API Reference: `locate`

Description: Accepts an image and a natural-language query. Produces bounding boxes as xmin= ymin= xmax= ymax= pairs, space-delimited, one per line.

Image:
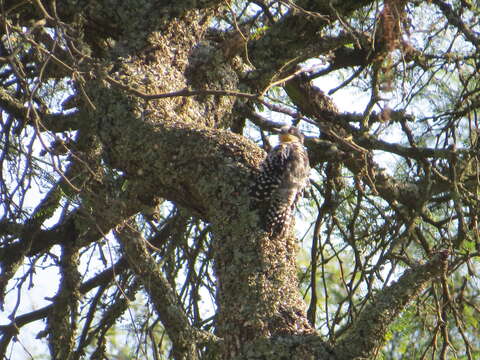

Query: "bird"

xmin=251 ymin=126 xmax=310 ymax=236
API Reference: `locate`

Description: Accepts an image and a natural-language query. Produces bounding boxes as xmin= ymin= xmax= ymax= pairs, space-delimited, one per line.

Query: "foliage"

xmin=0 ymin=0 xmax=479 ymax=359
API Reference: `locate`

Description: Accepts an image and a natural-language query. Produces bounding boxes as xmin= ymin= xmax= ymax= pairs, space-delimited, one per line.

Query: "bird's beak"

xmin=279 ymin=133 xmax=298 ymax=143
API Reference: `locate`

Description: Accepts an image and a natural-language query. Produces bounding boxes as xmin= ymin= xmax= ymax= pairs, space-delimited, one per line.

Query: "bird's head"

xmin=279 ymin=126 xmax=304 ymax=144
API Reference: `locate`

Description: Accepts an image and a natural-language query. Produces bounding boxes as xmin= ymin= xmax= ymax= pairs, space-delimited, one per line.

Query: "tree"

xmin=0 ymin=0 xmax=479 ymax=359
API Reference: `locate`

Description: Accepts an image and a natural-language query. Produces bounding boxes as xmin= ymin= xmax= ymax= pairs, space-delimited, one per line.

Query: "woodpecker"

xmin=251 ymin=126 xmax=310 ymax=236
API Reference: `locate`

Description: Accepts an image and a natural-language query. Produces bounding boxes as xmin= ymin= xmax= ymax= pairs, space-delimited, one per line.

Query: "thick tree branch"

xmin=0 ymin=176 xmax=147 ymax=300
xmin=282 ymin=74 xmax=466 ymax=210
xmin=0 ymin=256 xmax=130 ymax=355
xmin=115 ymin=224 xmax=217 ymax=360
xmin=91 ymin=75 xmax=317 ymax=353
xmin=0 ymin=211 xmax=194 ymax=358
xmin=334 ymin=251 xmax=449 ymax=359
xmin=431 ymin=0 xmax=480 ymax=50
xmin=246 ymin=0 xmax=374 ymax=86
xmin=39 ymin=112 xmax=82 ymax=132
xmin=0 ymin=88 xmax=26 ymax=121
xmin=47 ymin=241 xmax=80 ymax=359
xmin=3 ymin=0 xmax=225 ymax=41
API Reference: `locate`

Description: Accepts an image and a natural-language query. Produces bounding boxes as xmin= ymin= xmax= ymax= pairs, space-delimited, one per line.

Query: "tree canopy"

xmin=0 ymin=0 xmax=479 ymax=359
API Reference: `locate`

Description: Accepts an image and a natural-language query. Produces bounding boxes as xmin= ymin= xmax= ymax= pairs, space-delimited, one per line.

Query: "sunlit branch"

xmin=335 ymin=251 xmax=449 ymax=359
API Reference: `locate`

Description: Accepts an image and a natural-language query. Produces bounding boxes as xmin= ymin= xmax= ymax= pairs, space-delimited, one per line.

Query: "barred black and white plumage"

xmin=251 ymin=126 xmax=310 ymax=235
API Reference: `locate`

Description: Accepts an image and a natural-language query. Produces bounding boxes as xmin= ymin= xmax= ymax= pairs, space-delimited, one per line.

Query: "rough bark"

xmin=0 ymin=0 xmax=465 ymax=359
